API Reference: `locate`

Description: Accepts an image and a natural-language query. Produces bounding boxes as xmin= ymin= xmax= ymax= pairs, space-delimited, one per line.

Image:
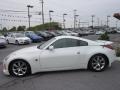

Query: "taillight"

xmin=102 ymin=44 xmax=114 ymax=50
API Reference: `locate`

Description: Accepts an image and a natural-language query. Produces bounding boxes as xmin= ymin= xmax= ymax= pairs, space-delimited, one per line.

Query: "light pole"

xmin=63 ymin=13 xmax=67 ymax=30
xmin=75 ymin=15 xmax=79 ymax=29
xmin=27 ymin=5 xmax=33 ymax=30
xmin=40 ymin=0 xmax=44 ymax=25
xmin=78 ymin=19 xmax=80 ymax=28
xmin=107 ymin=15 xmax=110 ymax=28
xmin=49 ymin=10 xmax=54 ymax=30
xmin=74 ymin=9 xmax=77 ymax=30
xmin=97 ymin=18 xmax=100 ymax=27
xmin=0 ymin=24 xmax=2 ymax=30
xmin=91 ymin=15 xmax=95 ymax=29
xmin=91 ymin=15 xmax=95 ymax=28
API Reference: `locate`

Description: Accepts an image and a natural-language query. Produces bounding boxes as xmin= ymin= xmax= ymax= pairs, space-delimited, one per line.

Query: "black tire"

xmin=7 ymin=40 xmax=9 ymax=44
xmin=9 ymin=60 xmax=31 ymax=77
xmin=15 ymin=40 xmax=19 ymax=45
xmin=88 ymin=54 xmax=108 ymax=72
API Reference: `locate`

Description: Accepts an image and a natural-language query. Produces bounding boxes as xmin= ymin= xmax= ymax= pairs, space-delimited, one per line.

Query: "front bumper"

xmin=3 ymin=62 xmax=10 ymax=75
xmin=19 ymin=40 xmax=31 ymax=44
xmin=0 ymin=43 xmax=7 ymax=47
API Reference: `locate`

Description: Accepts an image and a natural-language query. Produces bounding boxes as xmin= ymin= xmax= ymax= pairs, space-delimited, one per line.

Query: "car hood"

xmin=0 ymin=38 xmax=6 ymax=43
xmin=16 ymin=37 xmax=30 ymax=40
xmin=12 ymin=46 xmax=41 ymax=55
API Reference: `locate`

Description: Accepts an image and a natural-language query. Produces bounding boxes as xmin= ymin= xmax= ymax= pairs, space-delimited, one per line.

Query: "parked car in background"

xmin=3 ymin=36 xmax=116 ymax=77
xmin=45 ymin=31 xmax=55 ymax=38
xmin=54 ymin=30 xmax=63 ymax=36
xmin=25 ymin=31 xmax=43 ymax=42
xmin=6 ymin=33 xmax=31 ymax=45
xmin=35 ymin=31 xmax=50 ymax=41
xmin=66 ymin=30 xmax=78 ymax=36
xmin=117 ymin=29 xmax=120 ymax=34
xmin=0 ymin=38 xmax=7 ymax=48
xmin=0 ymin=33 xmax=5 ymax=39
xmin=95 ymin=31 xmax=105 ymax=35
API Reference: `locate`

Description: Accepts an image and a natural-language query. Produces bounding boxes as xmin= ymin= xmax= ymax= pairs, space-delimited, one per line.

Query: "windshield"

xmin=38 ymin=38 xmax=56 ymax=49
xmin=15 ymin=33 xmax=25 ymax=37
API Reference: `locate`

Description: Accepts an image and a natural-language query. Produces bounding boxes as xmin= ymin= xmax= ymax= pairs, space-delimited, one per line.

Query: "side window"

xmin=51 ymin=39 xmax=66 ymax=49
xmin=51 ymin=38 xmax=88 ymax=49
xmin=79 ymin=40 xmax=88 ymax=46
xmin=65 ymin=39 xmax=88 ymax=47
xmin=65 ymin=38 xmax=80 ymax=47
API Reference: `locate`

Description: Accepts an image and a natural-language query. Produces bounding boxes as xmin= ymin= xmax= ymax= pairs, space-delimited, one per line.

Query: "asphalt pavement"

xmin=0 ymin=34 xmax=120 ymax=90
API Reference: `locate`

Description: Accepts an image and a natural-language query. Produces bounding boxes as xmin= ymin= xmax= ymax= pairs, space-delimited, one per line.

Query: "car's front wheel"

xmin=6 ymin=40 xmax=9 ymax=44
xmin=15 ymin=40 xmax=19 ymax=45
xmin=88 ymin=54 xmax=108 ymax=72
xmin=9 ymin=60 xmax=31 ymax=77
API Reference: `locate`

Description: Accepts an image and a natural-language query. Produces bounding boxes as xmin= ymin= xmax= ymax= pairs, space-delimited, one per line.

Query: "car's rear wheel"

xmin=88 ymin=54 xmax=108 ymax=72
xmin=9 ymin=60 xmax=31 ymax=77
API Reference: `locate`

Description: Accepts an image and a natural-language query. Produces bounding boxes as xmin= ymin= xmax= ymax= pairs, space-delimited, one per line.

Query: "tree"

xmin=9 ymin=26 xmax=17 ymax=31
xmin=17 ymin=26 xmax=26 ymax=31
xmin=98 ymin=32 xmax=110 ymax=41
xmin=30 ymin=22 xmax=62 ymax=31
xmin=2 ymin=27 xmax=7 ymax=32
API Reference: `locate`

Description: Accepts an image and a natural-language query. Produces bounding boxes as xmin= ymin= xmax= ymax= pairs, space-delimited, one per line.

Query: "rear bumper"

xmin=106 ymin=50 xmax=117 ymax=67
xmin=3 ymin=62 xmax=10 ymax=75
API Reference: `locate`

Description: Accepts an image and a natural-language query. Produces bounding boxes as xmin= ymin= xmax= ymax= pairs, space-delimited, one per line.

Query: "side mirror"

xmin=48 ymin=45 xmax=54 ymax=51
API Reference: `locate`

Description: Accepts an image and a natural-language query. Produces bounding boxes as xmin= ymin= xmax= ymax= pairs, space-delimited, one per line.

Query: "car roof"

xmin=54 ymin=36 xmax=97 ymax=45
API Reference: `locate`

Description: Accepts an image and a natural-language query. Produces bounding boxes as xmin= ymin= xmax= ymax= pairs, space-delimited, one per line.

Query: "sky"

xmin=0 ymin=0 xmax=120 ymax=29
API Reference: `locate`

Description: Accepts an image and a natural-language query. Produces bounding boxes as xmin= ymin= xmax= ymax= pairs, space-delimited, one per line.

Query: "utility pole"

xmin=91 ymin=15 xmax=95 ymax=29
xmin=78 ymin=19 xmax=81 ymax=29
xmin=49 ymin=10 xmax=54 ymax=30
xmin=74 ymin=9 xmax=77 ymax=30
xmin=101 ymin=20 xmax=103 ymax=27
xmin=107 ymin=15 xmax=110 ymax=28
xmin=0 ymin=24 xmax=2 ymax=30
xmin=97 ymin=18 xmax=100 ymax=27
xmin=40 ymin=0 xmax=44 ymax=25
xmin=27 ymin=5 xmax=33 ymax=31
xmin=63 ymin=13 xmax=67 ymax=30
xmin=75 ymin=15 xmax=79 ymax=29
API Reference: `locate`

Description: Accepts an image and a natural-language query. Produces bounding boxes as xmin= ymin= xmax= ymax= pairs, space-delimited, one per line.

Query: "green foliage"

xmin=17 ymin=26 xmax=26 ymax=31
xmin=30 ymin=22 xmax=62 ymax=31
xmin=98 ymin=32 xmax=110 ymax=41
xmin=116 ymin=47 xmax=120 ymax=57
xmin=2 ymin=27 xmax=7 ymax=32
xmin=9 ymin=26 xmax=26 ymax=31
xmin=9 ymin=26 xmax=17 ymax=31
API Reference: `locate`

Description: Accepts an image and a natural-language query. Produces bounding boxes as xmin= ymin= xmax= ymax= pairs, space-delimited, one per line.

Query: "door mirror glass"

xmin=48 ymin=45 xmax=54 ymax=51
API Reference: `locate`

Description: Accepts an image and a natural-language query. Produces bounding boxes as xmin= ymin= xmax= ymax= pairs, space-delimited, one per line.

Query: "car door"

xmin=40 ymin=38 xmax=88 ymax=70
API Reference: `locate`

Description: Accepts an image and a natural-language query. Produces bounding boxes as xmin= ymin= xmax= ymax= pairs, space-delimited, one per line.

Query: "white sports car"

xmin=6 ymin=33 xmax=31 ymax=45
xmin=3 ymin=36 xmax=116 ymax=77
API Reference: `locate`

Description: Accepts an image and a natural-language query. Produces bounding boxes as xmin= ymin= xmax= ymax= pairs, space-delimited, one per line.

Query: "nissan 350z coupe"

xmin=3 ymin=36 xmax=116 ymax=77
